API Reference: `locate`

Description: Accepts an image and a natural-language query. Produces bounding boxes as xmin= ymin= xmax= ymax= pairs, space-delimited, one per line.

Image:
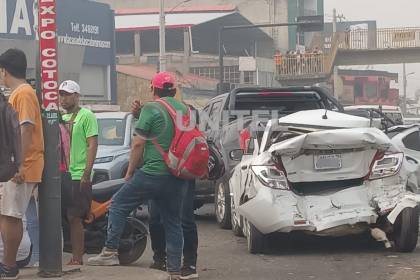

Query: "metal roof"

xmin=115 ymin=5 xmax=236 ymax=15
xmin=116 ymin=11 xmax=235 ymax=32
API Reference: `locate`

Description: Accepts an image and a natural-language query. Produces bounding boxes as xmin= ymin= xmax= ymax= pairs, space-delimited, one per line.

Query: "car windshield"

xmin=97 ymin=118 xmax=126 ymax=146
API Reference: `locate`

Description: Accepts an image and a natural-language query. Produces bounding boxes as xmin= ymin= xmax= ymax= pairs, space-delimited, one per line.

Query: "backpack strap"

xmin=151 ymin=98 xmax=190 ymax=161
xmin=151 ymin=138 xmax=167 ymax=156
xmin=155 ymin=99 xmax=176 ymax=119
xmin=155 ymin=98 xmax=191 ymax=121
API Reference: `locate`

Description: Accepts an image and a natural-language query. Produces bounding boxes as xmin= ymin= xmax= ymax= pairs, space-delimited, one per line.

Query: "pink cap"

xmin=151 ymin=72 xmax=176 ymax=89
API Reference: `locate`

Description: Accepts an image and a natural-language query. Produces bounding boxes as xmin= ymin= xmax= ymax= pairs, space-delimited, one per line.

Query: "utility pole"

xmin=159 ymin=0 xmax=166 ymax=72
xmin=403 ymin=63 xmax=407 ymax=115
xmin=332 ymin=8 xmax=339 ymax=98
xmin=37 ymin=0 xmax=62 ymax=276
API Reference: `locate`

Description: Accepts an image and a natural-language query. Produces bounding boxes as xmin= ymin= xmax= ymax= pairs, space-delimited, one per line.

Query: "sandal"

xmin=67 ymin=258 xmax=83 ymax=265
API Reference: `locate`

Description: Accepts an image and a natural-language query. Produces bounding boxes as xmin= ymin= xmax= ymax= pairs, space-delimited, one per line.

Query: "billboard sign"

xmin=38 ymin=0 xmax=59 ymax=112
xmin=1 ymin=0 xmax=114 ymax=64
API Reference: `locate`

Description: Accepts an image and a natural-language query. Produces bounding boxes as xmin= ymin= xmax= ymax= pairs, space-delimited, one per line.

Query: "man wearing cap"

xmin=59 ymin=80 xmax=98 ymax=265
xmin=88 ymin=72 xmax=188 ymax=280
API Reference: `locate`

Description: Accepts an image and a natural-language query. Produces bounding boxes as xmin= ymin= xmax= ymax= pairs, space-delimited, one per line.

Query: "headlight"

xmin=369 ymin=152 xmax=403 ymax=180
xmin=94 ymin=156 xmax=114 ymax=164
xmin=251 ymin=165 xmax=289 ymax=190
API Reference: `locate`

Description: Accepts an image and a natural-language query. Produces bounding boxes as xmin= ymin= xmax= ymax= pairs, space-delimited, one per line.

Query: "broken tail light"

xmin=251 ymin=165 xmax=289 ymax=190
xmin=239 ymin=128 xmax=251 ymax=151
xmin=368 ymin=152 xmax=404 ymax=180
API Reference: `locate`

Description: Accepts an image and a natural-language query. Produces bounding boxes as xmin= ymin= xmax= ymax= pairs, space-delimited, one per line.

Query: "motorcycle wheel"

xmin=118 ymin=217 xmax=148 ymax=265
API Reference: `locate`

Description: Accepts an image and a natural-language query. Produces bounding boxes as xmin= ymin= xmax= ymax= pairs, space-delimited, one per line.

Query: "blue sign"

xmin=0 ymin=0 xmax=114 ymax=65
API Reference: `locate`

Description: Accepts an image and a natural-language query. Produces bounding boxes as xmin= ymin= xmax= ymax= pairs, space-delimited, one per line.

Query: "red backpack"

xmin=152 ymin=99 xmax=209 ymax=180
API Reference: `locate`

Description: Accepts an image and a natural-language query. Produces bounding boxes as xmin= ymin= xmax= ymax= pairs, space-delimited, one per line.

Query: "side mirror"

xmin=229 ymin=149 xmax=244 ymax=161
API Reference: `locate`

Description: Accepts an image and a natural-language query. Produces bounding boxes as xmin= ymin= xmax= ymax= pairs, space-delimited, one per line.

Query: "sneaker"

xmin=180 ymin=265 xmax=199 ymax=280
xmin=0 ymin=263 xmax=19 ymax=280
xmin=150 ymin=261 xmax=166 ymax=271
xmin=87 ymin=248 xmax=119 ymax=266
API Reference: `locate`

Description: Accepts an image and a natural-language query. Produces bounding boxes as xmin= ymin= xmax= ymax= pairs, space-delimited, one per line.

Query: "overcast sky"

xmin=324 ymin=0 xmax=420 ymax=97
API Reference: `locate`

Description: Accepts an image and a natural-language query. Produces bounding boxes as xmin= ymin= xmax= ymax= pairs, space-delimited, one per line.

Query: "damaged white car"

xmin=229 ymin=110 xmax=420 ymax=254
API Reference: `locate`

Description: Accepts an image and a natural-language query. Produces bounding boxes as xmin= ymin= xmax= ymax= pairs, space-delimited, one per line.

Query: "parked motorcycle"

xmin=63 ymin=179 xmax=148 ymax=265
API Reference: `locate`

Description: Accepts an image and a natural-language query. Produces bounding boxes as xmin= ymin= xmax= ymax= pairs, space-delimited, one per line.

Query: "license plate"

xmin=314 ymin=154 xmax=342 ymax=170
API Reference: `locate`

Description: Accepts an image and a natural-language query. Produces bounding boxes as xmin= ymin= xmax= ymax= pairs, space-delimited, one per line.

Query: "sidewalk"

xmin=19 ymin=266 xmax=168 ymax=280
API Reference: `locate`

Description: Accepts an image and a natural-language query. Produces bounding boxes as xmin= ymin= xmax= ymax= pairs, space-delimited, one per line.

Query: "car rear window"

xmin=234 ymin=91 xmax=323 ymax=113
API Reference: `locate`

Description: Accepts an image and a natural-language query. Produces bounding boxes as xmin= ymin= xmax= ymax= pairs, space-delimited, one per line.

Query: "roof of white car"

xmin=278 ymin=109 xmax=371 ymax=128
xmin=95 ymin=112 xmax=132 ymax=119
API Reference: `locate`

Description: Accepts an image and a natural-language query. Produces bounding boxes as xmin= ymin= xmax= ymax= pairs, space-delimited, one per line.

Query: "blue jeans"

xmin=25 ymin=196 xmax=39 ymax=265
xmin=149 ymin=180 xmax=198 ymax=267
xmin=105 ymin=169 xmax=187 ymax=273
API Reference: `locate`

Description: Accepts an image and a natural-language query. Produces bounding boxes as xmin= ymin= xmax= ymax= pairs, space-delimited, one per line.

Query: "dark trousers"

xmin=149 ymin=180 xmax=198 ymax=267
xmin=105 ymin=169 xmax=187 ymax=273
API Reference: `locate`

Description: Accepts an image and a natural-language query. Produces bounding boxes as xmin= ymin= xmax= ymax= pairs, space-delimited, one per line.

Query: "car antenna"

xmin=322 ymin=109 xmax=328 ymax=119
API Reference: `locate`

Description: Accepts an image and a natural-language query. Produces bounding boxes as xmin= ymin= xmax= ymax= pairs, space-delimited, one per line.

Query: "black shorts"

xmin=61 ymin=172 xmax=92 ymax=219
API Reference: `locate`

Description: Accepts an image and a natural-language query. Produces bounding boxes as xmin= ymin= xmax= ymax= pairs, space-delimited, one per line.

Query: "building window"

xmin=364 ymin=82 xmax=377 ymax=99
xmin=224 ymin=66 xmax=240 ymax=84
xmin=190 ymin=66 xmax=240 ymax=84
xmin=190 ymin=67 xmax=219 ymax=80
xmin=116 ymin=32 xmax=135 ymax=55
xmin=244 ymin=71 xmax=255 ymax=84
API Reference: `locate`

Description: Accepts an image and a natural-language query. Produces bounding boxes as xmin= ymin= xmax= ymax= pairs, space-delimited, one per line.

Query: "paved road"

xmin=21 ymin=204 xmax=420 ymax=280
xmin=165 ymin=204 xmax=420 ymax=280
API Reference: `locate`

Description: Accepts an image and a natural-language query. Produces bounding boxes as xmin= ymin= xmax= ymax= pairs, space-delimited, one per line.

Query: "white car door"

xmin=230 ymin=137 xmax=259 ymax=208
xmin=392 ymin=127 xmax=420 ymax=192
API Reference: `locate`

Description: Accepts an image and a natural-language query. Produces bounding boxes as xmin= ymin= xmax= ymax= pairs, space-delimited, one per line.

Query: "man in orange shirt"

xmin=0 ymin=48 xmax=44 ymax=279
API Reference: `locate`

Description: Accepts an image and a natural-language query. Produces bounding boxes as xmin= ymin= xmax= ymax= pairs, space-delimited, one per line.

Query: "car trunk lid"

xmin=269 ymin=128 xmax=391 ymax=184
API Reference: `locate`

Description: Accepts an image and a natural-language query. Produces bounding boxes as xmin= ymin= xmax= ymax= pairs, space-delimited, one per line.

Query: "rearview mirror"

xmin=229 ymin=149 xmax=244 ymax=161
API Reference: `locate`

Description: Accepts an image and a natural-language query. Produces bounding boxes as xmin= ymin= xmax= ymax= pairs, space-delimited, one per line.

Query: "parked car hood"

xmin=96 ymin=145 xmax=130 ymax=158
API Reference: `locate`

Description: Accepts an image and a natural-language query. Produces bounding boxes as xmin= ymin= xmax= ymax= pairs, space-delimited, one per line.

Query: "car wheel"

xmin=231 ymin=197 xmax=244 ymax=237
xmin=245 ymin=220 xmax=266 ymax=254
xmin=215 ymin=179 xmax=232 ymax=229
xmin=393 ymin=206 xmax=419 ymax=252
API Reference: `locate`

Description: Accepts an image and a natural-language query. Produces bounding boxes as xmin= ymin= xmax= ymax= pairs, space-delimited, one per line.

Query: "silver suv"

xmin=92 ymin=112 xmax=136 ymax=184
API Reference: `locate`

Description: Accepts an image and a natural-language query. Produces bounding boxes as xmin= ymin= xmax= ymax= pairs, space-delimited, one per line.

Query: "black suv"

xmin=194 ymin=86 xmax=343 ymax=228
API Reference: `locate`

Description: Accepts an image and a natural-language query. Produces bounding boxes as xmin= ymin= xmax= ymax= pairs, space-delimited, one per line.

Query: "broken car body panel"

xmin=231 ymin=110 xmax=420 ymax=237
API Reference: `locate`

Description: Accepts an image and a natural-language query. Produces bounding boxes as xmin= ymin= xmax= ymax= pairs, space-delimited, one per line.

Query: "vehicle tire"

xmin=231 ymin=197 xmax=244 ymax=237
xmin=118 ymin=217 xmax=148 ymax=265
xmin=245 ymin=220 xmax=266 ymax=254
xmin=393 ymin=206 xmax=419 ymax=253
xmin=215 ymin=179 xmax=232 ymax=229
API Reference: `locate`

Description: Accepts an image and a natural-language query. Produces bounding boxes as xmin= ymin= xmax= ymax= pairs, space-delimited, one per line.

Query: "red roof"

xmin=116 ymin=64 xmax=217 ymax=86
xmin=115 ymin=5 xmax=236 ymax=16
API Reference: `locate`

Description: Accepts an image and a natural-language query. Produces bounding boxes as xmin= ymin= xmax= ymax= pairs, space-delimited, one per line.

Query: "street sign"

xmin=239 ymin=57 xmax=257 ymax=72
xmin=296 ymin=15 xmax=324 ymax=32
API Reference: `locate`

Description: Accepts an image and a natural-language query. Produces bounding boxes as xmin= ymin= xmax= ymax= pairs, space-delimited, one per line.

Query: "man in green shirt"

xmin=59 ymin=80 xmax=98 ymax=265
xmin=88 ymin=72 xmax=188 ymax=280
